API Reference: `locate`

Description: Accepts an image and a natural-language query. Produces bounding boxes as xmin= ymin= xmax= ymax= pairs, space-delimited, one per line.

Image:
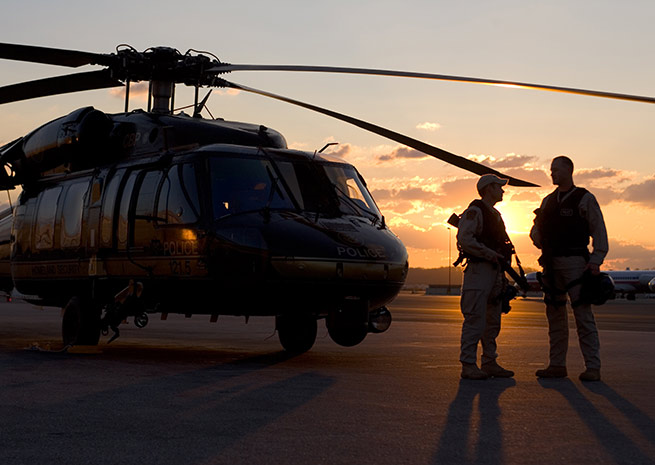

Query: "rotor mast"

xmin=144 ymin=47 xmax=181 ymax=114
xmin=151 ymin=80 xmax=174 ymax=113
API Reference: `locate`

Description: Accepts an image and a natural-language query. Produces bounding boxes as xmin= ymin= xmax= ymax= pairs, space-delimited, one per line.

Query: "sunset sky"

xmin=1 ymin=0 xmax=654 ymax=270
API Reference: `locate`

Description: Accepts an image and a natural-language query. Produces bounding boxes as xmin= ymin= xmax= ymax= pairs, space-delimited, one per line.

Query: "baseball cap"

xmin=477 ymin=174 xmax=508 ymax=192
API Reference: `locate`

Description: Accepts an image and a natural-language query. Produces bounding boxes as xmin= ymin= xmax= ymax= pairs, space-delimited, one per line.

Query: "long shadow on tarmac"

xmin=1 ymin=350 xmax=334 ymax=465
xmin=432 ymin=378 xmax=516 ymax=464
xmin=539 ymin=379 xmax=654 ymax=465
xmin=583 ymin=381 xmax=655 ymax=448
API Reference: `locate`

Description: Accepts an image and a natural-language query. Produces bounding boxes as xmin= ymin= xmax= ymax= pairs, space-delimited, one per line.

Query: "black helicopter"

xmin=0 ymin=43 xmax=651 ymax=352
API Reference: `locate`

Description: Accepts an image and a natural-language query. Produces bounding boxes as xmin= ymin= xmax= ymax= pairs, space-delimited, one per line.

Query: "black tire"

xmin=327 ymin=308 xmax=368 ymax=347
xmin=134 ymin=312 xmax=149 ymax=328
xmin=62 ymin=297 xmax=101 ymax=346
xmin=277 ymin=314 xmax=317 ymax=354
xmin=327 ymin=324 xmax=367 ymax=347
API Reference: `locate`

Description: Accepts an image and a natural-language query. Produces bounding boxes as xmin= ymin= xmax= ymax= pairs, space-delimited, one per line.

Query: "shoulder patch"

xmin=465 ymin=210 xmax=477 ymax=220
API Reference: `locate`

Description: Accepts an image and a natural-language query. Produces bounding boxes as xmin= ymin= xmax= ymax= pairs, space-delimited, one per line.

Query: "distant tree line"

xmin=406 ymin=265 xmax=537 ymax=287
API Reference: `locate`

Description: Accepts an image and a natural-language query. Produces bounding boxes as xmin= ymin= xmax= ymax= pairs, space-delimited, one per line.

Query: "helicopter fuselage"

xmin=0 ymin=108 xmax=408 ymax=349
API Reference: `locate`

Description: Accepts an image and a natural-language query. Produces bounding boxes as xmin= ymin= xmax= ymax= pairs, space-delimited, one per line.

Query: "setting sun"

xmin=496 ymin=199 xmax=537 ymax=236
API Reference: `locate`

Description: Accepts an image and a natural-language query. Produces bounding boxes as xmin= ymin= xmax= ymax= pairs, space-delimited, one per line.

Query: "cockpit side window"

xmin=324 ymin=164 xmax=382 ymax=219
xmin=272 ymin=161 xmax=335 ymax=215
xmin=274 ymin=160 xmax=379 ymax=219
xmin=209 ymin=157 xmax=293 ymax=219
xmin=157 ymin=163 xmax=200 ymax=225
xmin=276 ymin=162 xmax=304 ymax=209
xmin=181 ymin=163 xmax=200 ymax=216
xmin=132 ymin=170 xmax=163 ymax=247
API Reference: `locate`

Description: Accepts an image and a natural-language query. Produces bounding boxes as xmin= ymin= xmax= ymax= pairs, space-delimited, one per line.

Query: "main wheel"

xmin=62 ymin=296 xmax=101 ymax=346
xmin=276 ymin=314 xmax=317 ymax=354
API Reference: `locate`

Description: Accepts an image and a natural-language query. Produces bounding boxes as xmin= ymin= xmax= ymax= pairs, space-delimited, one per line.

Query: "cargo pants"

xmin=459 ymin=260 xmax=504 ymax=365
xmin=541 ymin=256 xmax=601 ymax=370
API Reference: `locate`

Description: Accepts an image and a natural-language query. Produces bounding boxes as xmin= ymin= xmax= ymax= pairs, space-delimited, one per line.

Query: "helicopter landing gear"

xmin=134 ymin=312 xmax=149 ymax=328
xmin=327 ymin=302 xmax=369 ymax=347
xmin=100 ymin=280 xmax=145 ymax=343
xmin=368 ymin=306 xmax=392 ymax=333
xmin=62 ymin=296 xmax=102 ymax=347
xmin=276 ymin=313 xmax=317 ymax=354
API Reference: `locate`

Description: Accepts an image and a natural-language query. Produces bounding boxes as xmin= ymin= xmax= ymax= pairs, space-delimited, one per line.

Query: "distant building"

xmin=425 ymin=284 xmax=461 ymax=296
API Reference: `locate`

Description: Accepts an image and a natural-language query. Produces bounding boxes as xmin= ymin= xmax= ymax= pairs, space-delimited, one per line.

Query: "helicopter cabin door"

xmin=87 ymin=168 xmax=126 ymax=278
xmin=125 ymin=169 xmax=164 ymax=272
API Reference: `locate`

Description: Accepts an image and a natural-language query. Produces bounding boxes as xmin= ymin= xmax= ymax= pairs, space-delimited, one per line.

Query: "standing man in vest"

xmin=457 ymin=174 xmax=515 ymax=380
xmin=530 ymin=156 xmax=608 ymax=382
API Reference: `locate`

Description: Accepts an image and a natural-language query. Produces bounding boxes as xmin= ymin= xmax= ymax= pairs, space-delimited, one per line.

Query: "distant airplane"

xmin=524 ymin=269 xmax=655 ymax=300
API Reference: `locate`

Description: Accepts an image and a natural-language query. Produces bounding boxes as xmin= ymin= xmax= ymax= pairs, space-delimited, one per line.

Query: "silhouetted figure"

xmin=530 ymin=156 xmax=608 ymax=382
xmin=455 ymin=174 xmax=515 ymax=380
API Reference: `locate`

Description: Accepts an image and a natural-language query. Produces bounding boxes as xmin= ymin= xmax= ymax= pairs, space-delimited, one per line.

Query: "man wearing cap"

xmin=456 ymin=174 xmax=515 ymax=380
xmin=530 ymin=155 xmax=608 ymax=382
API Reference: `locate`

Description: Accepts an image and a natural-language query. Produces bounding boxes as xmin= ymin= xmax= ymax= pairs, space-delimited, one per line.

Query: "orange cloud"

xmin=109 ymin=82 xmax=149 ymax=101
xmin=214 ymin=88 xmax=241 ymax=96
xmin=377 ymin=147 xmax=429 ymax=162
xmin=371 ymin=186 xmax=435 ymax=202
xmin=621 ymin=178 xmax=655 ymax=208
xmin=605 ymin=239 xmax=655 ymax=269
xmin=488 ymin=153 xmax=538 ymax=169
xmin=389 ymin=223 xmax=442 ymax=250
xmin=507 ymin=191 xmax=542 ymax=202
xmin=326 ymin=143 xmax=352 ymax=158
xmin=416 ymin=122 xmax=441 ymax=131
xmin=575 ymin=168 xmax=621 ymax=183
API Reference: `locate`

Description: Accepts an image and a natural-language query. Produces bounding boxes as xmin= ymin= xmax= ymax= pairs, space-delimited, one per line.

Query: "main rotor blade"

xmin=214 ymin=64 xmax=655 ymax=105
xmin=0 ymin=70 xmax=123 ymax=105
xmin=224 ymin=80 xmax=537 ymax=187
xmin=0 ymin=42 xmax=112 ymax=68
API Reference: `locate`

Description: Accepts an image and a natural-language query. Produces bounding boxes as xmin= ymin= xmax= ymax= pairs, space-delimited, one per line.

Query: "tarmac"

xmin=1 ymin=294 xmax=654 ymax=465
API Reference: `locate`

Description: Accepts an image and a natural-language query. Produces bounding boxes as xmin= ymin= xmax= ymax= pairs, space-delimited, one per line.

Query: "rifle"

xmin=447 ymin=213 xmax=530 ymax=292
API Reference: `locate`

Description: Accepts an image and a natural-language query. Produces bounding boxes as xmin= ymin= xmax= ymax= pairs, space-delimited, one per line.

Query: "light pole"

xmin=447 ymin=226 xmax=451 ymax=295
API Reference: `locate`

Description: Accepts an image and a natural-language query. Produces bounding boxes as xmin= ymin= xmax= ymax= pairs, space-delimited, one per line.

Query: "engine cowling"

xmin=0 ymin=107 xmax=123 ymax=186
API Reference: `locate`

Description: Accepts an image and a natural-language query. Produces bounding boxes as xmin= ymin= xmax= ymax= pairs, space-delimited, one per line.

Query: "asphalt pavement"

xmin=1 ymin=294 xmax=654 ymax=465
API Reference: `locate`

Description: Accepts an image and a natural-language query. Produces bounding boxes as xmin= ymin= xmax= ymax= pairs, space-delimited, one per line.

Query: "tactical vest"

xmin=538 ymin=187 xmax=590 ymax=258
xmin=459 ymin=199 xmax=512 ymax=263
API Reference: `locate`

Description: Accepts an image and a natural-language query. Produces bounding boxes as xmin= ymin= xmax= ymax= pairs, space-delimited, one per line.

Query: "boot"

xmin=579 ymin=368 xmax=601 ymax=382
xmin=481 ymin=360 xmax=514 ymax=378
xmin=535 ymin=365 xmax=568 ymax=378
xmin=461 ymin=363 xmax=489 ymax=380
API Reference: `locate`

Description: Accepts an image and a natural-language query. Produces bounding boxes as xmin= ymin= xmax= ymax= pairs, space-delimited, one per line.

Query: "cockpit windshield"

xmin=209 ymin=155 xmax=381 ymax=221
xmin=210 ymin=157 xmax=294 ymax=219
xmin=324 ymin=164 xmax=382 ymax=219
xmin=276 ymin=160 xmax=382 ymax=221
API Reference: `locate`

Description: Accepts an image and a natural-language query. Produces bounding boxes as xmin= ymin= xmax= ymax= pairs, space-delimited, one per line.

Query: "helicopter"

xmin=0 ymin=43 xmax=652 ymax=353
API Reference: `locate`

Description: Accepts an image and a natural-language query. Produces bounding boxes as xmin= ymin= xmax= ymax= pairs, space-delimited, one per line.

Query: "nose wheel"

xmin=327 ymin=301 xmax=369 ymax=347
xmin=276 ymin=314 xmax=317 ymax=354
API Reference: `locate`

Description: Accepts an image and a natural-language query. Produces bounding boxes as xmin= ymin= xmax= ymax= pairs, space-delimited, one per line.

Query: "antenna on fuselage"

xmin=314 ymin=142 xmax=339 ymax=160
